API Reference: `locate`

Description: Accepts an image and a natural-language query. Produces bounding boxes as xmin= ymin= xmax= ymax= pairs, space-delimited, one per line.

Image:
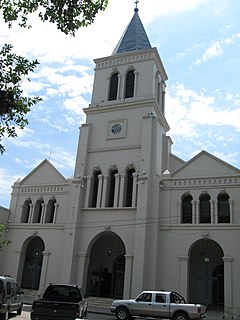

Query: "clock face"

xmin=111 ymin=123 xmax=122 ymax=135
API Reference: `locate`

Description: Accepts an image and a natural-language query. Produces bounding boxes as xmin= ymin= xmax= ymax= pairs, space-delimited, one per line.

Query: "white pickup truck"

xmin=110 ymin=290 xmax=206 ymax=320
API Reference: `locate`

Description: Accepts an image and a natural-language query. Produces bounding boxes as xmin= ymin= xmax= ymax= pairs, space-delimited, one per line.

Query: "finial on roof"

xmin=134 ymin=0 xmax=139 ymax=13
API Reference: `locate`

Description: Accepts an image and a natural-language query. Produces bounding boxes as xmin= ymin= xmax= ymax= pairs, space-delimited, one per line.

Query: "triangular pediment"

xmin=172 ymin=150 xmax=240 ymax=178
xmin=18 ymin=159 xmax=67 ymax=186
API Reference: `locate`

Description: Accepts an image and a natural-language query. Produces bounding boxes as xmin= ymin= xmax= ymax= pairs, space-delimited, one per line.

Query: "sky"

xmin=0 ymin=0 xmax=240 ymax=208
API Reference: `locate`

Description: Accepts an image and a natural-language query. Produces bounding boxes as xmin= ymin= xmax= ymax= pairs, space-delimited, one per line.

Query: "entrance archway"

xmin=21 ymin=236 xmax=45 ymax=290
xmin=86 ymin=231 xmax=126 ymax=298
xmin=189 ymin=239 xmax=224 ymax=307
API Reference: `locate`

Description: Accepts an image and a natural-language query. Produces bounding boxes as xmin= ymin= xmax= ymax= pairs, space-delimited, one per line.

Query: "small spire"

xmin=134 ymin=0 xmax=139 ymax=13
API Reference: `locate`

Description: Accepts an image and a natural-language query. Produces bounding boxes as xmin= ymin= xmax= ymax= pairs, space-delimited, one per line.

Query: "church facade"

xmin=1 ymin=8 xmax=240 ymax=319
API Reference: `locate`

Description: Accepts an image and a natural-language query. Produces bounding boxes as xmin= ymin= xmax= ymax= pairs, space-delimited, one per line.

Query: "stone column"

xmin=77 ymin=252 xmax=89 ymax=290
xmin=131 ymin=173 xmax=138 ymax=207
xmin=177 ymin=201 xmax=182 ymax=223
xmin=96 ymin=174 xmax=103 ymax=208
xmin=210 ymin=200 xmax=214 ymax=224
xmin=53 ymin=203 xmax=59 ymax=223
xmin=117 ymin=74 xmax=121 ymax=100
xmin=133 ymin=71 xmax=138 ymax=97
xmin=114 ymin=173 xmax=120 ymax=207
xmin=178 ymin=256 xmax=189 ymax=300
xmin=123 ymin=255 xmax=134 ymax=298
xmin=121 ymin=76 xmax=126 ymax=101
xmin=101 ymin=174 xmax=108 ymax=208
xmin=106 ymin=76 xmax=110 ymax=101
xmin=40 ymin=203 xmax=46 ymax=224
xmin=223 ymin=256 xmax=233 ymax=317
xmin=29 ymin=203 xmax=34 ymax=223
xmin=119 ymin=173 xmax=126 ymax=207
xmin=191 ymin=200 xmax=196 ymax=224
xmin=196 ymin=200 xmax=200 ymax=223
xmin=214 ymin=200 xmax=218 ymax=223
xmin=39 ymin=250 xmax=51 ymax=295
xmin=229 ymin=200 xmax=233 ymax=223
xmin=84 ymin=175 xmax=92 ymax=208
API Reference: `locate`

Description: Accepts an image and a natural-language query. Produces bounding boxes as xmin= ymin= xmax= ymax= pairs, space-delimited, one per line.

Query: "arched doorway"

xmin=189 ymin=239 xmax=224 ymax=307
xmin=86 ymin=231 xmax=126 ymax=298
xmin=21 ymin=236 xmax=45 ymax=290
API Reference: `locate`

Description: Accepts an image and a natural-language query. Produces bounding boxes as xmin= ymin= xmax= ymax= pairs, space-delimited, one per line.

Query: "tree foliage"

xmin=0 ymin=224 xmax=11 ymax=250
xmin=0 ymin=0 xmax=109 ymax=36
xmin=0 ymin=0 xmax=109 ymax=154
xmin=0 ymin=44 xmax=41 ymax=154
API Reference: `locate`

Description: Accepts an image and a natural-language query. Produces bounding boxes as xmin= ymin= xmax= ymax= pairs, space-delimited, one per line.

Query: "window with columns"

xmin=21 ymin=199 xmax=32 ymax=223
xmin=199 ymin=193 xmax=211 ymax=223
xmin=32 ymin=198 xmax=44 ymax=223
xmin=45 ymin=198 xmax=56 ymax=223
xmin=91 ymin=170 xmax=102 ymax=208
xmin=125 ymin=70 xmax=135 ymax=98
xmin=181 ymin=194 xmax=193 ymax=223
xmin=108 ymin=72 xmax=119 ymax=101
xmin=107 ymin=169 xmax=118 ymax=207
xmin=124 ymin=168 xmax=135 ymax=207
xmin=217 ymin=193 xmax=230 ymax=223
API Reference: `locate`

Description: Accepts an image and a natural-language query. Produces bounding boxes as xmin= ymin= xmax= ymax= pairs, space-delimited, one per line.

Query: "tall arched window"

xmin=91 ymin=170 xmax=102 ymax=208
xmin=45 ymin=198 xmax=56 ymax=223
xmin=199 ymin=194 xmax=211 ymax=223
xmin=124 ymin=168 xmax=135 ymax=207
xmin=32 ymin=199 xmax=44 ymax=223
xmin=218 ymin=193 xmax=230 ymax=223
xmin=181 ymin=194 xmax=193 ymax=223
xmin=21 ymin=199 xmax=32 ymax=223
xmin=109 ymin=72 xmax=119 ymax=101
xmin=108 ymin=170 xmax=118 ymax=207
xmin=125 ymin=70 xmax=135 ymax=98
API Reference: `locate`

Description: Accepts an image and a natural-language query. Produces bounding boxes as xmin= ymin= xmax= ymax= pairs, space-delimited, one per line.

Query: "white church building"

xmin=1 ymin=6 xmax=240 ymax=319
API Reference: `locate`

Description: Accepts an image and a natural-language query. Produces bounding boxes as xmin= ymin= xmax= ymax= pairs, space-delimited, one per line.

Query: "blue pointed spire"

xmin=112 ymin=7 xmax=152 ymax=55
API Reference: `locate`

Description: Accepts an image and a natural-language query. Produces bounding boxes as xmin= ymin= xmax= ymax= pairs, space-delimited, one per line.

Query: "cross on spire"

xmin=134 ymin=0 xmax=139 ymax=12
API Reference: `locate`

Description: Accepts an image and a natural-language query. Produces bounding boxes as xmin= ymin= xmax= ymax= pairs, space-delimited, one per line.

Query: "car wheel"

xmin=0 ymin=309 xmax=9 ymax=320
xmin=17 ymin=305 xmax=22 ymax=315
xmin=173 ymin=312 xmax=188 ymax=320
xmin=83 ymin=308 xmax=88 ymax=319
xmin=116 ymin=307 xmax=132 ymax=320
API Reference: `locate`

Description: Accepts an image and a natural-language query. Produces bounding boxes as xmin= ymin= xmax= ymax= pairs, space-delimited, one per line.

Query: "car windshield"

xmin=43 ymin=286 xmax=81 ymax=302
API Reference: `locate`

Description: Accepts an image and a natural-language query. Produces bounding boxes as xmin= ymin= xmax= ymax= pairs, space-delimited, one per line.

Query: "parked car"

xmin=30 ymin=283 xmax=88 ymax=320
xmin=0 ymin=275 xmax=24 ymax=320
xmin=110 ymin=290 xmax=206 ymax=320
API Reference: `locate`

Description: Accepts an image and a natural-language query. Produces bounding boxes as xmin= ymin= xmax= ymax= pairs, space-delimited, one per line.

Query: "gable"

xmin=172 ymin=151 xmax=240 ymax=178
xmin=19 ymin=159 xmax=67 ymax=186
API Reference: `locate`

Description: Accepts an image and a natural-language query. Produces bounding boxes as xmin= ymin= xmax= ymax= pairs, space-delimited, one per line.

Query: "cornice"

xmin=94 ymin=47 xmax=168 ymax=81
xmin=161 ymin=175 xmax=240 ymax=190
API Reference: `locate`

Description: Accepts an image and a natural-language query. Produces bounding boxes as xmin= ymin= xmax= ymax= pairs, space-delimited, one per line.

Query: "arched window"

xmin=109 ymin=72 xmax=119 ymax=101
xmin=218 ymin=193 xmax=230 ymax=223
xmin=199 ymin=194 xmax=211 ymax=223
xmin=21 ymin=199 xmax=32 ymax=223
xmin=108 ymin=170 xmax=118 ymax=207
xmin=124 ymin=168 xmax=135 ymax=207
xmin=125 ymin=70 xmax=135 ymax=98
xmin=181 ymin=194 xmax=193 ymax=223
xmin=32 ymin=199 xmax=44 ymax=223
xmin=45 ymin=198 xmax=56 ymax=223
xmin=91 ymin=170 xmax=102 ymax=208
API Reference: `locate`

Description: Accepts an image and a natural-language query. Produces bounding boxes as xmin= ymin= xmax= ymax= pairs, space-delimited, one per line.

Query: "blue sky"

xmin=1 ymin=0 xmax=240 ymax=208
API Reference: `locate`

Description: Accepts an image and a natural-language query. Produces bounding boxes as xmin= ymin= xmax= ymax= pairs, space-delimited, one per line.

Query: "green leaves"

xmin=0 ymin=0 xmax=109 ymax=36
xmin=0 ymin=224 xmax=11 ymax=250
xmin=0 ymin=44 xmax=41 ymax=154
xmin=0 ymin=0 xmax=109 ymax=153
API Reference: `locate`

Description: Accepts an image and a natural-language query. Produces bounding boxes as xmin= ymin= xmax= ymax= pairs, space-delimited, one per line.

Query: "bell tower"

xmin=73 ymin=5 xmax=171 ymax=295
